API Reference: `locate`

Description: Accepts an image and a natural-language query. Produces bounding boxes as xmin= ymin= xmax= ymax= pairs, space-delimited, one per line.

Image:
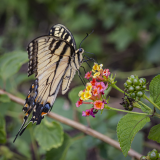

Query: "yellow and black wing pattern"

xmin=13 ymin=24 xmax=84 ymax=142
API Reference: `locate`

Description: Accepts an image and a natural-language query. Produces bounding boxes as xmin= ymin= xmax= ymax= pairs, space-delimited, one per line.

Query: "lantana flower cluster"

xmin=76 ymin=63 xmax=110 ymax=118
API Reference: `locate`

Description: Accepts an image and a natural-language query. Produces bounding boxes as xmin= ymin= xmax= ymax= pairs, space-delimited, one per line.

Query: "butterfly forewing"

xmin=49 ymin=24 xmax=76 ymax=50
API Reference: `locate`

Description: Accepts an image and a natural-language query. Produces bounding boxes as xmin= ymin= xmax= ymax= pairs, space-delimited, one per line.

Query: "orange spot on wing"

xmin=32 ymin=84 xmax=34 ymax=88
xmin=41 ymin=112 xmax=47 ymax=116
xmin=24 ymin=104 xmax=29 ymax=107
xmin=28 ymin=95 xmax=31 ymax=98
xmin=47 ymin=100 xmax=51 ymax=105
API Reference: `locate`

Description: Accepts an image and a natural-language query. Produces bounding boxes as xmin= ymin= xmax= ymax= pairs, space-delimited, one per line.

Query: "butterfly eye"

xmin=79 ymin=48 xmax=83 ymax=52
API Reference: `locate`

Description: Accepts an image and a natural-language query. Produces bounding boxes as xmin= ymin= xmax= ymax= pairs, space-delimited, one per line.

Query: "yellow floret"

xmin=84 ymin=91 xmax=92 ymax=100
xmin=93 ymin=72 xmax=100 ymax=78
xmin=99 ymin=64 xmax=103 ymax=70
xmin=79 ymin=91 xmax=86 ymax=100
xmin=78 ymin=91 xmax=83 ymax=97
xmin=86 ymin=83 xmax=92 ymax=91
xmin=92 ymin=63 xmax=103 ymax=72
xmin=92 ymin=63 xmax=99 ymax=72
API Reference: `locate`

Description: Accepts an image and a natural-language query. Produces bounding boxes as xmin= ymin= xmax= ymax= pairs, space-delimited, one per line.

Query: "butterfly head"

xmin=76 ymin=48 xmax=84 ymax=55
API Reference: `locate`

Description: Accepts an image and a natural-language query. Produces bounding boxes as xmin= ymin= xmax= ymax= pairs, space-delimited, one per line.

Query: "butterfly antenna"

xmin=80 ymin=66 xmax=87 ymax=74
xmin=80 ymin=66 xmax=90 ymax=82
xmin=84 ymin=51 xmax=98 ymax=63
xmin=82 ymin=60 xmax=92 ymax=69
xmin=79 ymin=30 xmax=94 ymax=48
xmin=83 ymin=55 xmax=97 ymax=63
xmin=78 ymin=70 xmax=86 ymax=86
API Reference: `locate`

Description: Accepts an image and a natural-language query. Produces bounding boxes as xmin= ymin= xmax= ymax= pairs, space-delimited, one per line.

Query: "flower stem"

xmin=138 ymin=101 xmax=152 ymax=112
xmin=111 ymin=84 xmax=153 ymax=113
xmin=111 ymin=84 xmax=124 ymax=94
xmin=132 ymin=102 xmax=141 ymax=109
xmin=143 ymin=94 xmax=160 ymax=110
xmin=105 ymin=105 xmax=151 ymax=115
xmin=154 ymin=113 xmax=160 ymax=118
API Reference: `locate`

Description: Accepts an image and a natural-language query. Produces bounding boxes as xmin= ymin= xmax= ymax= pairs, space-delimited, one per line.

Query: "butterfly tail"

xmin=13 ymin=80 xmax=39 ymax=142
xmin=13 ymin=111 xmax=31 ymax=143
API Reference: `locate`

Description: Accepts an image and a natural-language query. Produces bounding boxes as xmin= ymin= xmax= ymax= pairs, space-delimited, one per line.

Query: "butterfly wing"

xmin=27 ymin=35 xmax=75 ymax=115
xmin=13 ymin=24 xmax=84 ymax=142
xmin=49 ymin=24 xmax=76 ymax=50
xmin=61 ymin=51 xmax=84 ymax=94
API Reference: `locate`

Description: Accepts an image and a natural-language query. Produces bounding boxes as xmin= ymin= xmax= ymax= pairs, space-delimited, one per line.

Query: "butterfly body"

xmin=13 ymin=24 xmax=84 ymax=142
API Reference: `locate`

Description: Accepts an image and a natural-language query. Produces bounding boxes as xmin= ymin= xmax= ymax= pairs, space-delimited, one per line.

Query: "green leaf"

xmin=66 ymin=138 xmax=86 ymax=160
xmin=117 ymin=113 xmax=150 ymax=157
xmin=0 ymin=102 xmax=11 ymax=116
xmin=0 ymin=146 xmax=14 ymax=159
xmin=34 ymin=120 xmax=64 ymax=151
xmin=9 ymin=138 xmax=31 ymax=158
xmin=147 ymin=38 xmax=160 ymax=63
xmin=68 ymin=85 xmax=84 ymax=107
xmin=148 ymin=124 xmax=160 ymax=143
xmin=46 ymin=133 xmax=71 ymax=160
xmin=0 ymin=51 xmax=28 ymax=81
xmin=68 ymin=12 xmax=95 ymax=31
xmin=0 ymin=114 xmax=6 ymax=143
xmin=51 ymin=98 xmax=73 ymax=130
xmin=140 ymin=102 xmax=151 ymax=113
xmin=107 ymin=26 xmax=133 ymax=51
xmin=149 ymin=75 xmax=160 ymax=106
xmin=0 ymin=94 xmax=10 ymax=103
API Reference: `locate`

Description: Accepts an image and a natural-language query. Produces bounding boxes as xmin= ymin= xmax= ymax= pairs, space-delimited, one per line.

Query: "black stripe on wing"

xmin=49 ymin=44 xmax=71 ymax=96
xmin=49 ymin=24 xmax=76 ymax=50
xmin=27 ymin=36 xmax=74 ymax=77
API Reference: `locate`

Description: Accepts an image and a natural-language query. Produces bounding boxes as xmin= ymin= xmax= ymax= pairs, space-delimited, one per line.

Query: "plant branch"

xmin=0 ymin=89 xmax=142 ymax=160
xmin=112 ymin=84 xmax=153 ymax=112
xmin=138 ymin=101 xmax=152 ymax=112
xmin=105 ymin=105 xmax=151 ymax=115
xmin=143 ymin=94 xmax=160 ymax=110
xmin=112 ymin=83 xmax=124 ymax=94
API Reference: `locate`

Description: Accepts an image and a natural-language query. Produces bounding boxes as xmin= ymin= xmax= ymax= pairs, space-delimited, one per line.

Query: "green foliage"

xmin=107 ymin=26 xmax=133 ymax=51
xmin=147 ymin=38 xmax=160 ymax=63
xmin=66 ymin=138 xmax=87 ymax=160
xmin=148 ymin=124 xmax=160 ymax=143
xmin=68 ymin=85 xmax=84 ymax=107
xmin=140 ymin=102 xmax=151 ymax=113
xmin=34 ymin=120 xmax=64 ymax=151
xmin=0 ymin=94 xmax=10 ymax=103
xmin=0 ymin=146 xmax=14 ymax=160
xmin=117 ymin=113 xmax=150 ymax=157
xmin=149 ymin=75 xmax=160 ymax=106
xmin=51 ymin=98 xmax=73 ymax=130
xmin=0 ymin=51 xmax=28 ymax=81
xmin=0 ymin=114 xmax=6 ymax=144
xmin=46 ymin=133 xmax=71 ymax=160
xmin=10 ymin=138 xmax=31 ymax=159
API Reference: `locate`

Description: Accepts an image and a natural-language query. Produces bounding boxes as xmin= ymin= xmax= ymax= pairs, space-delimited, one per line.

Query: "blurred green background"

xmin=0 ymin=0 xmax=160 ymax=159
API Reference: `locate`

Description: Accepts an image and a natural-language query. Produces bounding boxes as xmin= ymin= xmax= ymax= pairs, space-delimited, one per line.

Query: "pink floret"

xmin=76 ymin=99 xmax=83 ymax=107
